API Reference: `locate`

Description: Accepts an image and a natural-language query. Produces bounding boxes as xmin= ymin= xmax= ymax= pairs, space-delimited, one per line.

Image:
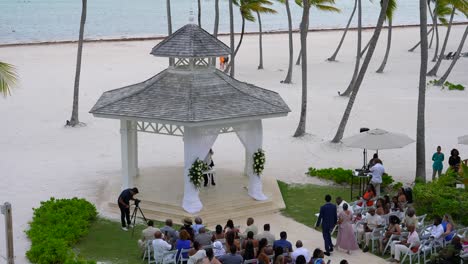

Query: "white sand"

xmin=0 ymin=25 xmax=467 ymax=263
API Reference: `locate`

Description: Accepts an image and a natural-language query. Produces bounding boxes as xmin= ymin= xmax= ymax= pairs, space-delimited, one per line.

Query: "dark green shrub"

xmin=26 ymin=197 xmax=97 ymax=264
xmin=413 ymin=170 xmax=468 ymax=226
xmin=307 ymin=167 xmax=395 ymax=189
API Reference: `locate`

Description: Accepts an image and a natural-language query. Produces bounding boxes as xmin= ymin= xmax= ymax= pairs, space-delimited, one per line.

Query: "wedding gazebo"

xmin=90 ymin=24 xmax=290 ymax=213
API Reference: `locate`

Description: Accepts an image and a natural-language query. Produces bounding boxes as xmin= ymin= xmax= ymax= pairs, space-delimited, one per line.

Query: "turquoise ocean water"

xmin=0 ymin=0 xmax=463 ymax=45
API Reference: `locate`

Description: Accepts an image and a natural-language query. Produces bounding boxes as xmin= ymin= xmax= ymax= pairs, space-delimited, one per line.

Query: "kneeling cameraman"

xmin=118 ymin=187 xmax=139 ymax=231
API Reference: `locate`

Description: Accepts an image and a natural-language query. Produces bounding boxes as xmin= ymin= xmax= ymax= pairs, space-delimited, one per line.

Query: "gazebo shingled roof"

xmin=90 ymin=68 xmax=290 ymax=124
xmin=150 ymin=24 xmax=231 ymax=58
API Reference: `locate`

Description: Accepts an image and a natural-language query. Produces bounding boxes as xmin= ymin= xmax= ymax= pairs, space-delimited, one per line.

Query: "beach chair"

xmin=444 ymin=52 xmax=454 ymax=60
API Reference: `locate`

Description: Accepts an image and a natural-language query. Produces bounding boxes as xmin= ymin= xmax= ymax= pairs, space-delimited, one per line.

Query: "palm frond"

xmin=0 ymin=61 xmax=18 ymax=97
xmin=383 ymin=0 xmax=397 ymax=20
xmin=315 ymin=4 xmax=340 ymax=12
xmin=295 ymin=0 xmax=340 ymax=12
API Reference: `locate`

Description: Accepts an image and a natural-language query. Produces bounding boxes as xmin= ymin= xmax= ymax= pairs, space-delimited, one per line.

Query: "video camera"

xmin=134 ymin=199 xmax=141 ymax=207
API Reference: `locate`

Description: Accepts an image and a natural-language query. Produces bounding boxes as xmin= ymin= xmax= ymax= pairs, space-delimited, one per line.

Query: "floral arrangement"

xmin=253 ymin=149 xmax=266 ymax=176
xmin=189 ymin=158 xmax=209 ymax=189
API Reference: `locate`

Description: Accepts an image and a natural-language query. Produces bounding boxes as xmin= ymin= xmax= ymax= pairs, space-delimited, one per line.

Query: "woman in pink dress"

xmin=336 ymin=203 xmax=359 ymax=254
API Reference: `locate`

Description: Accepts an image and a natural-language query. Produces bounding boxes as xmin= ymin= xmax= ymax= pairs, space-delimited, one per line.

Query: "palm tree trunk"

xmin=415 ymin=0 xmax=429 ymax=183
xmin=436 ymin=25 xmax=468 ymax=86
xmin=257 ymin=12 xmax=264 ymax=70
xmin=283 ymin=0 xmax=294 ymax=83
xmin=229 ymin=0 xmax=235 ymax=77
xmin=214 ymin=0 xmax=219 ymax=38
xmin=198 ymin=0 xmax=202 ymax=27
xmin=293 ymin=0 xmax=310 ymax=137
xmin=360 ymin=38 xmax=370 ymax=58
xmin=432 ymin=11 xmax=439 ymax=62
xmin=167 ymin=0 xmax=174 ymax=66
xmin=332 ymin=0 xmax=389 ymax=143
xmin=296 ymin=49 xmax=302 ymax=65
xmin=408 ymin=27 xmax=434 ymax=52
xmin=225 ymin=17 xmax=245 ymax=73
xmin=428 ymin=0 xmax=435 ymax=49
xmin=328 ymin=0 xmax=357 ymax=62
xmin=69 ymin=0 xmax=87 ymax=127
xmin=340 ymin=0 xmax=362 ymax=97
xmin=427 ymin=6 xmax=455 ymax=76
xmin=376 ymin=18 xmax=392 ymax=73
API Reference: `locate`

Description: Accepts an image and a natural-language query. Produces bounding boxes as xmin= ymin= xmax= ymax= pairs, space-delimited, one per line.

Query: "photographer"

xmin=117 ymin=187 xmax=139 ymax=231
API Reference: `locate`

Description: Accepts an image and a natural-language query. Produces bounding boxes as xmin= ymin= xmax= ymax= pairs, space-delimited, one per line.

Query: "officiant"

xmin=204 ymin=149 xmax=215 ymax=186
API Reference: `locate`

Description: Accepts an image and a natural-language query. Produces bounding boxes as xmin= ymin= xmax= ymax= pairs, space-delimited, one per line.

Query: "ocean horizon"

xmin=0 ymin=0 xmax=465 ymax=45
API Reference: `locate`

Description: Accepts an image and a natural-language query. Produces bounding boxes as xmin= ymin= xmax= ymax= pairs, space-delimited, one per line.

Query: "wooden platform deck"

xmin=104 ymin=166 xmax=285 ymax=227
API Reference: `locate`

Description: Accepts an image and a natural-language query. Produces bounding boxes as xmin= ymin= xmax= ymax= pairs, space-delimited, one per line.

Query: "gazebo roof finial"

xmin=188 ymin=8 xmax=195 ymax=23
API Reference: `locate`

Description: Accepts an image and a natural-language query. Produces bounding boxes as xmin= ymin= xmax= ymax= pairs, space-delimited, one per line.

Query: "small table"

xmin=351 ymin=170 xmax=371 ymax=200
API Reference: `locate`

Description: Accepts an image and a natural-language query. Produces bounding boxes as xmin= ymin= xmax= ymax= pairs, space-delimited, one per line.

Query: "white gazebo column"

xmin=130 ymin=121 xmax=139 ymax=177
xmin=120 ymin=120 xmax=137 ymax=189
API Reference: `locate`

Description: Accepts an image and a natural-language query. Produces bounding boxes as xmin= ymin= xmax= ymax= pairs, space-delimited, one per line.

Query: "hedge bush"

xmin=26 ymin=197 xmax=98 ymax=264
xmin=306 ymin=167 xmax=395 ymax=189
xmin=413 ymin=170 xmax=468 ymax=226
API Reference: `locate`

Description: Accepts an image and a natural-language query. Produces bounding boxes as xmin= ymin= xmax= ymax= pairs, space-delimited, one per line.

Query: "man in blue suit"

xmin=316 ymin=194 xmax=337 ymax=256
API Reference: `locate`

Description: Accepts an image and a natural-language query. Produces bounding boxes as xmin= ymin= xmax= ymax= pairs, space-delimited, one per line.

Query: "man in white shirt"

xmin=138 ymin=220 xmax=160 ymax=252
xmin=390 ymin=225 xmax=420 ymax=263
xmin=291 ymin=240 xmax=310 ymax=263
xmin=369 ymin=159 xmax=385 ymax=197
xmin=336 ymin=197 xmax=353 ymax=215
xmin=152 ymin=231 xmax=172 ymax=263
xmin=241 ymin=217 xmax=258 ymax=238
xmin=360 ymin=208 xmax=383 ymax=252
xmin=255 ymin=224 xmax=276 ymax=246
xmin=429 ymin=216 xmax=445 ymax=244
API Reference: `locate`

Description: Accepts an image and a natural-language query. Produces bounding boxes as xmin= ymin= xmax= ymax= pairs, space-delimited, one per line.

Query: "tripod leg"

xmin=131 ymin=207 xmax=138 ymax=236
xmin=138 ymin=206 xmax=148 ymax=223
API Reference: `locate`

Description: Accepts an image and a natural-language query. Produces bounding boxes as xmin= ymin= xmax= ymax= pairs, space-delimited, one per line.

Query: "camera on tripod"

xmin=134 ymin=199 xmax=141 ymax=207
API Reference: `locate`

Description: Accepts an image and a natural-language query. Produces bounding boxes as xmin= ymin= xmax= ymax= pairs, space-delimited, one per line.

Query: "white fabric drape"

xmin=234 ymin=120 xmax=267 ymax=201
xmin=183 ymin=126 xmax=219 ymax=213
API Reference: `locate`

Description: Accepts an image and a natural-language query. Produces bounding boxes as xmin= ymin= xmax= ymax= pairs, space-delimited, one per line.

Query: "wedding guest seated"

xmin=218 ymin=245 xmax=243 ymax=264
xmin=402 ymin=207 xmax=418 ymax=228
xmin=273 ymin=231 xmax=293 ymax=253
xmin=243 ymin=240 xmax=257 ymax=262
xmin=241 ymin=217 xmax=259 ymax=238
xmin=242 ymin=231 xmax=259 ymax=249
xmin=257 ymin=238 xmax=271 ymax=264
xmin=181 ymin=217 xmax=195 ymax=241
xmin=357 ymin=184 xmax=376 ymax=207
xmin=196 ymin=227 xmax=213 ymax=246
xmin=203 ymin=248 xmax=221 ymax=264
xmin=161 ymin=219 xmax=179 ymax=246
xmin=336 ymin=196 xmax=353 ymax=215
xmin=309 ymin=248 xmax=325 ymax=264
xmin=383 ymin=195 xmax=392 ymax=212
xmin=375 ymin=198 xmax=387 ymax=216
xmin=274 ymin=247 xmax=289 ymax=264
xmin=225 ymin=231 xmax=240 ymax=251
xmin=390 ymin=196 xmax=403 ymax=213
xmin=295 ymin=255 xmax=307 ymax=264
xmin=189 ymin=241 xmax=207 ymax=264
xmin=256 ymin=224 xmax=276 ymax=246
xmin=213 ymin=241 xmax=226 ymax=257
xmin=291 ymin=240 xmax=310 ymax=264
xmin=224 ymin=219 xmax=240 ymax=235
xmin=176 ymin=230 xmax=192 ymax=262
xmin=430 ymin=236 xmax=462 ymax=264
xmin=138 ymin=220 xmax=160 ymax=252
xmin=359 ymin=208 xmax=382 ymax=252
xmin=153 ymin=231 xmax=173 ymax=264
xmin=441 ymin=214 xmax=455 ymax=242
xmin=397 ymin=188 xmax=408 ymax=207
xmin=212 ymin=225 xmax=226 ymax=241
xmin=380 ymin=215 xmax=401 ymax=252
xmin=388 ymin=224 xmax=420 ymax=264
xmin=193 ymin=216 xmax=205 ymax=236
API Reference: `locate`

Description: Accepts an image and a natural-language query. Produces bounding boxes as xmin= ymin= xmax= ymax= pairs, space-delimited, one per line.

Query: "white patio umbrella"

xmin=342 ymin=128 xmax=415 ymax=150
xmin=458 ymin=135 xmax=468 ymax=145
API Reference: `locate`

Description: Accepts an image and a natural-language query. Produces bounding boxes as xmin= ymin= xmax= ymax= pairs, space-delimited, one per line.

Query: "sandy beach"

xmin=0 ymin=25 xmax=467 ymax=263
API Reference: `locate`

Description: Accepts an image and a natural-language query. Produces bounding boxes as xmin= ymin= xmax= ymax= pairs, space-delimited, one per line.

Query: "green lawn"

xmin=277 ymin=181 xmax=350 ymax=228
xmin=74 ymin=218 xmax=179 ymax=264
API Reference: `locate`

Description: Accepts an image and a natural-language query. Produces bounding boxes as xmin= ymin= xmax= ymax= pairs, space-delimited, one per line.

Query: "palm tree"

xmin=430 ymin=0 xmax=453 ymax=62
xmin=340 ymin=0 xmax=362 ymax=97
xmin=293 ymin=0 xmax=311 ymax=137
xmin=68 ymin=0 xmax=87 ymax=127
xmin=376 ymin=0 xmax=397 ymax=73
xmin=331 ymin=0 xmax=389 ymax=143
xmin=415 ymin=0 xmax=429 ymax=183
xmin=435 ymin=25 xmax=468 ymax=85
xmin=280 ymin=0 xmax=294 ymax=83
xmin=0 ymin=62 xmax=18 ymax=97
xmin=408 ymin=27 xmax=434 ymax=52
xmin=214 ymin=0 xmax=220 ymax=38
xmin=257 ymin=1 xmax=278 ymax=69
xmin=198 ymin=0 xmax=202 ymax=27
xmin=427 ymin=1 xmax=459 ymax=76
xmin=167 ymin=0 xmax=174 ymax=66
xmin=428 ymin=0 xmax=436 ymax=48
xmin=225 ymin=0 xmax=276 ymax=72
xmin=229 ymin=0 xmax=235 ymax=77
xmin=327 ymin=0 xmax=358 ymax=62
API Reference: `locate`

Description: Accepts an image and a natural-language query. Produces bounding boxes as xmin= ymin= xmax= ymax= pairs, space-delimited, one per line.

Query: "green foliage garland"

xmin=253 ymin=149 xmax=266 ymax=176
xmin=26 ymin=197 xmax=97 ymax=264
xmin=189 ymin=158 xmax=209 ymax=189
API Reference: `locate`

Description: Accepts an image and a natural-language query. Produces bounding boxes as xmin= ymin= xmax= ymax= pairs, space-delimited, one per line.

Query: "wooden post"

xmin=1 ymin=202 xmax=14 ymax=264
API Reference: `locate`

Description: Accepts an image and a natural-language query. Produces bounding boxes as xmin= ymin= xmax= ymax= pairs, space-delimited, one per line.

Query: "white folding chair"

xmin=314 ymin=212 xmax=320 ymax=226
xmin=370 ymin=227 xmax=385 ymax=253
xmin=162 ymin=249 xmax=178 ymax=264
xmin=244 ymin=259 xmax=258 ymax=264
xmin=143 ymin=240 xmax=156 ymax=264
xmin=400 ymin=242 xmax=421 ymax=264
xmin=416 ymin=214 xmax=427 ymax=230
xmin=177 ymin=248 xmax=191 ymax=264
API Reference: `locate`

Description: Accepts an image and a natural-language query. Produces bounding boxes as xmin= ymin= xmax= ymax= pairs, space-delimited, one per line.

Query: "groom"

xmin=316 ymin=194 xmax=337 ymax=256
